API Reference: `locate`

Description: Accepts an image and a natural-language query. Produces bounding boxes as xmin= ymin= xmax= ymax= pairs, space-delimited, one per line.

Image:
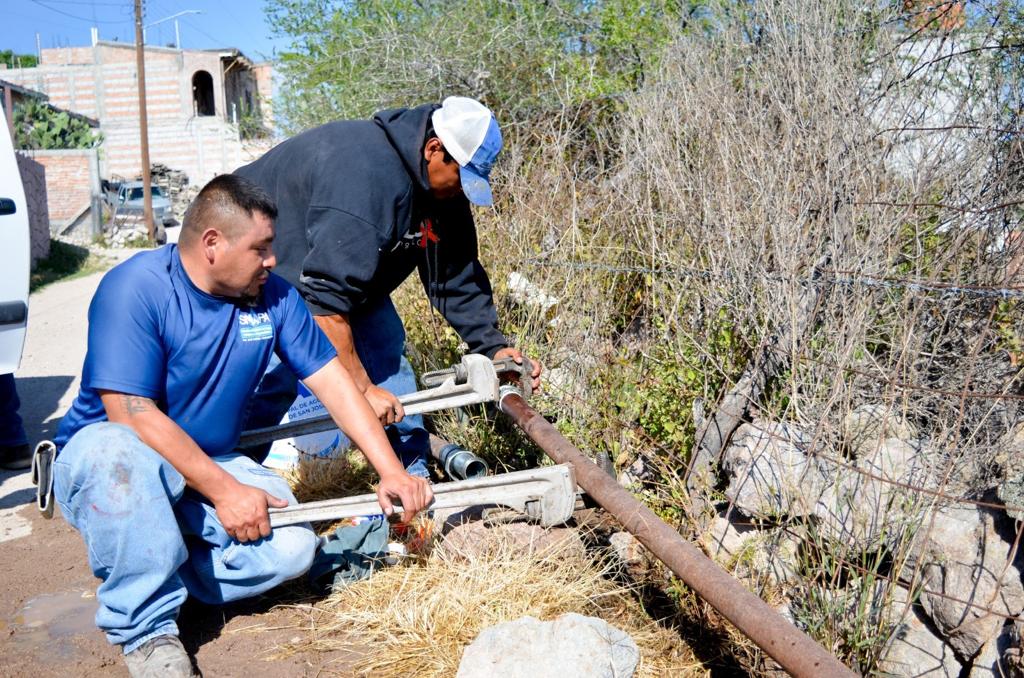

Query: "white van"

xmin=0 ymin=110 xmax=30 ymax=374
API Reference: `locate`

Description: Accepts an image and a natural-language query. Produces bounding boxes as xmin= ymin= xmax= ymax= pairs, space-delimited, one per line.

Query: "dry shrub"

xmin=276 ymin=533 xmax=703 ymax=677
xmin=396 ymin=0 xmax=1022 ymax=670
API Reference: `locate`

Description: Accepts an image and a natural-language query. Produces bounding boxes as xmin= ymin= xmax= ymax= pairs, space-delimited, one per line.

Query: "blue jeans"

xmin=0 ymin=373 xmax=27 ymax=446
xmin=244 ymin=296 xmax=429 ymax=477
xmin=54 ymin=422 xmax=317 ymax=653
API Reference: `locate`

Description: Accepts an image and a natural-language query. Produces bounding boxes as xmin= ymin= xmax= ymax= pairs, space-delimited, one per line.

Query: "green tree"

xmin=0 ymin=50 xmax=39 ymax=69
xmin=266 ymin=0 xmax=691 ymax=132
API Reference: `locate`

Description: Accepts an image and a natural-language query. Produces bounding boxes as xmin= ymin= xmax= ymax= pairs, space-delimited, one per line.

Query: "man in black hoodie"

xmin=235 ymin=97 xmax=541 ymax=475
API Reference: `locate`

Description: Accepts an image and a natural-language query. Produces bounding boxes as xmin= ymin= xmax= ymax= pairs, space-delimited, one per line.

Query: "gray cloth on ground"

xmin=308 ymin=518 xmax=389 ymax=591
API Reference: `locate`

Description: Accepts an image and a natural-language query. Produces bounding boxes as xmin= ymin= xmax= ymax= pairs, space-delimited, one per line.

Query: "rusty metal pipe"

xmin=499 ymin=390 xmax=856 ymax=678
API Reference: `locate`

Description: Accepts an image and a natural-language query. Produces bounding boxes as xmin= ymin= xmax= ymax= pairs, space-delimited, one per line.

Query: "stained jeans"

xmin=243 ymin=296 xmax=429 ymax=477
xmin=0 ymin=373 xmax=28 ymax=447
xmin=54 ymin=422 xmax=317 ymax=653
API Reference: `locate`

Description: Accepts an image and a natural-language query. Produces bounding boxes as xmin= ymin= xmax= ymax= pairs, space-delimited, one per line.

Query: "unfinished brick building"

xmin=3 ymin=39 xmax=273 ymax=186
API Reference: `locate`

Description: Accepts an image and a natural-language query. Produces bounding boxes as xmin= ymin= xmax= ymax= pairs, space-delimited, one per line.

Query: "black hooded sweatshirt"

xmin=235 ymin=104 xmax=509 ymax=358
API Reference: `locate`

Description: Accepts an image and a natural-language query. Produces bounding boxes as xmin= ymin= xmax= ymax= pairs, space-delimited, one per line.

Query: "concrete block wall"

xmin=21 ymin=150 xmax=97 ymax=227
xmin=14 ymin=153 xmax=50 ymax=267
xmin=3 ymin=42 xmax=269 ymax=186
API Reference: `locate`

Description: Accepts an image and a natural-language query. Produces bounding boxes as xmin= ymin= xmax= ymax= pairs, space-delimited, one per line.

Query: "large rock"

xmin=995 ymin=423 xmax=1024 ymax=522
xmin=880 ymin=599 xmax=963 ymax=677
xmin=722 ymin=421 xmax=827 ymax=519
xmin=813 ymin=438 xmax=928 ymax=552
xmin=456 ymin=613 xmax=640 ymax=678
xmin=842 ymin=404 xmax=918 ymax=457
xmin=907 ymin=505 xmax=1024 ymax=661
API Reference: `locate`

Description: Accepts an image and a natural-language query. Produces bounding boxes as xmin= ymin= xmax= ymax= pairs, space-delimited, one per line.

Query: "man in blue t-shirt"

xmin=54 ymin=175 xmax=432 ymax=678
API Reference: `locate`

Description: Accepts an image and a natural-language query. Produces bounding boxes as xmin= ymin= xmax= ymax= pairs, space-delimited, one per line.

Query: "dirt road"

xmin=0 ymin=252 xmax=353 ymax=677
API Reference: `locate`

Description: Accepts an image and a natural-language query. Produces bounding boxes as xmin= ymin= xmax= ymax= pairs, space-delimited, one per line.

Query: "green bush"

xmin=13 ymin=101 xmax=102 ymax=151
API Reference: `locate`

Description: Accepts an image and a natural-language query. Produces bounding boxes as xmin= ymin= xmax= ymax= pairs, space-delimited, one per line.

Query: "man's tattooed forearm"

xmin=120 ymin=395 xmax=154 ymax=416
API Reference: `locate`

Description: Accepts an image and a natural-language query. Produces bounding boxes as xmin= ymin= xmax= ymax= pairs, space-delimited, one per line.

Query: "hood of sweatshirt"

xmin=373 ymin=103 xmax=439 ymax=197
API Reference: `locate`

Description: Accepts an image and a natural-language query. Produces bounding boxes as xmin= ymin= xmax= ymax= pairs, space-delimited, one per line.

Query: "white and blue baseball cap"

xmin=431 ymin=96 xmax=502 ymax=206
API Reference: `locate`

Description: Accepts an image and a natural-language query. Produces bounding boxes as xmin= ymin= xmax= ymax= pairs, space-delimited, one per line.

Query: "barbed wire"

xmin=520 ymin=258 xmax=1024 ymax=300
xmin=793 ymin=353 xmax=1024 ymax=401
xmin=512 ymin=238 xmax=1024 ymax=628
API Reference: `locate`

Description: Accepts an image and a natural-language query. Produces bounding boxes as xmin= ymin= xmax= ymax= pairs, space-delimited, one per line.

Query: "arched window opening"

xmin=192 ymin=70 xmax=214 ymax=117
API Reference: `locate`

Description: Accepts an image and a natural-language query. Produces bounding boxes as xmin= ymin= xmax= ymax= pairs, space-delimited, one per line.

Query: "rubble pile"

xmin=138 ymin=163 xmax=196 ymax=222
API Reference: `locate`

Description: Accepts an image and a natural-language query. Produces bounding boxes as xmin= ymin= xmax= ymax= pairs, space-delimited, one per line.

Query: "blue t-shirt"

xmin=55 ymin=245 xmax=337 ymax=456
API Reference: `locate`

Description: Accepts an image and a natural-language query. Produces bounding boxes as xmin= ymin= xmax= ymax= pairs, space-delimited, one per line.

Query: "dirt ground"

xmin=1 ymin=255 xmax=357 ymax=676
xmin=0 ymin=501 xmax=359 ymax=677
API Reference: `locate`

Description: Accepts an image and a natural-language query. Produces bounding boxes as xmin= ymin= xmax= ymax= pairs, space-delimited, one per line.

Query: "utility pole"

xmin=134 ymin=0 xmax=155 ymax=241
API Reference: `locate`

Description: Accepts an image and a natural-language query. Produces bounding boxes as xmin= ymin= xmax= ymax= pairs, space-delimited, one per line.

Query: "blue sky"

xmin=1 ymin=0 xmax=289 ymax=62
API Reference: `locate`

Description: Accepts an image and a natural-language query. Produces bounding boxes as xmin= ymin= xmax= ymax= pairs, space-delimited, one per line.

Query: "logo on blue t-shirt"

xmin=239 ymin=311 xmax=273 ymax=342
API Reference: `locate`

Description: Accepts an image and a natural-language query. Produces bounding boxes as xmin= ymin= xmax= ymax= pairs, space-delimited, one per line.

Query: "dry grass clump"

xmin=277 ymin=533 xmax=704 ymax=677
xmin=278 ymin=449 xmax=377 ymax=505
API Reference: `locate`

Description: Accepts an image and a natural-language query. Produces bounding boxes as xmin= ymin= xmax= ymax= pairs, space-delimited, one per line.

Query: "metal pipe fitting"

xmin=428 ymin=434 xmax=489 ymax=480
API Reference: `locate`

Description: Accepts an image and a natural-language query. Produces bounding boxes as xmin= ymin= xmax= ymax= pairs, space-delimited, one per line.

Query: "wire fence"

xmin=400 ymin=4 xmax=1024 ymax=667
xmin=505 ymin=241 xmax=1024 ymax=637
xmin=521 ymin=258 xmax=1024 ymax=300
xmin=534 ymin=376 xmax=1024 ymax=625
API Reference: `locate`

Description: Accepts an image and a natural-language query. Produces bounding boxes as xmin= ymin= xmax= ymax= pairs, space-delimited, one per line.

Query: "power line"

xmin=177 ymin=16 xmax=229 ymax=49
xmin=27 ymin=0 xmax=131 ymax=23
xmin=28 ymin=0 xmax=127 ymax=5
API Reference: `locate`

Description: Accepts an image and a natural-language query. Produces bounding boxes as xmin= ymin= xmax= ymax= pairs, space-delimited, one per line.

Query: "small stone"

xmin=609 ymin=531 xmax=645 ymax=567
xmin=702 ymin=514 xmax=758 ymax=562
xmin=618 ymin=455 xmax=655 ymax=490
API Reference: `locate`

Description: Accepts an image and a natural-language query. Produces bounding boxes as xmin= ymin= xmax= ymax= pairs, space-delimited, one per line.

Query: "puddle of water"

xmin=9 ymin=588 xmax=99 ymax=659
